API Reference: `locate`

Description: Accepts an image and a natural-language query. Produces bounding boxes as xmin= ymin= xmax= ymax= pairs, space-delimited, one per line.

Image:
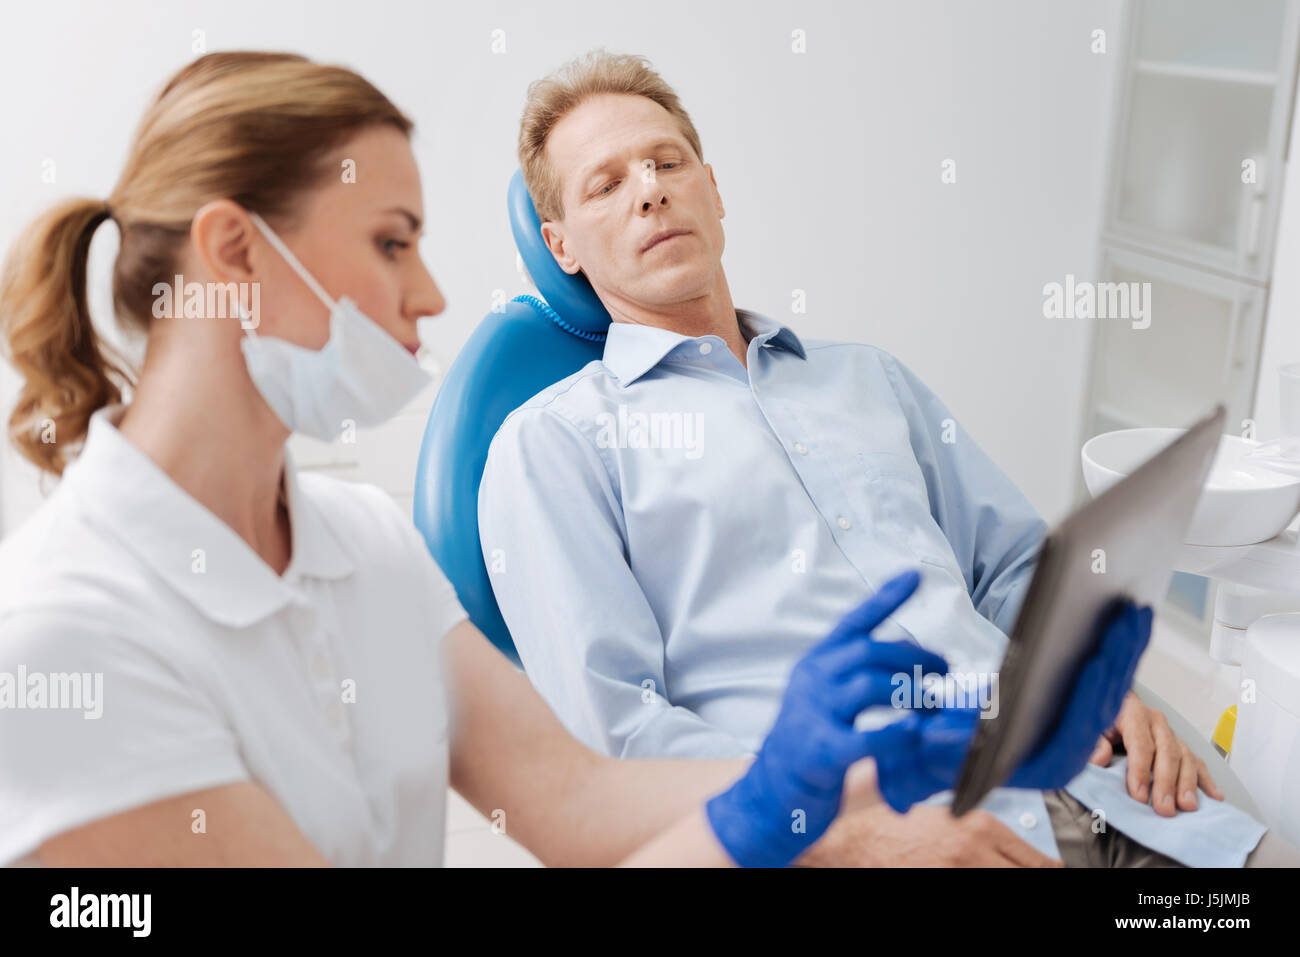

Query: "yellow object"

xmin=1213 ymin=705 xmax=1237 ymax=757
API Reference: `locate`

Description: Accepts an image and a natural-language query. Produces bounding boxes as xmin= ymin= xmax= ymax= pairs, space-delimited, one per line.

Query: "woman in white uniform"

xmin=0 ymin=52 xmax=1148 ymax=867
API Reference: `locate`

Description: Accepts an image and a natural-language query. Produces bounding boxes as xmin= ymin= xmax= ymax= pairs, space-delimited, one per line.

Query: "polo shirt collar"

xmin=601 ymin=308 xmax=806 ymax=387
xmin=67 ymin=404 xmax=355 ymax=628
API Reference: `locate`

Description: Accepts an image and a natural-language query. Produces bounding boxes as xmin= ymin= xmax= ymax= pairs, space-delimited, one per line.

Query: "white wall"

xmin=0 ymin=0 xmax=1125 ymax=535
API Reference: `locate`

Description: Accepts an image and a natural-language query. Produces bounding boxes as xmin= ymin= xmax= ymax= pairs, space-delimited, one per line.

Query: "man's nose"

xmin=636 ymin=173 xmax=670 ymax=213
xmin=639 ymin=191 xmax=669 ymax=214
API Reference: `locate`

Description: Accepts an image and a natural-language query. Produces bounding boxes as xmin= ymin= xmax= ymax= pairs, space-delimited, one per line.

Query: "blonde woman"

xmin=0 ymin=52 xmax=1146 ymax=867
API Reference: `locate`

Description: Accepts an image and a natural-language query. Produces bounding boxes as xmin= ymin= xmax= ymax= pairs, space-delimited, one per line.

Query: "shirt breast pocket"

xmin=856 ymin=451 xmax=958 ymax=571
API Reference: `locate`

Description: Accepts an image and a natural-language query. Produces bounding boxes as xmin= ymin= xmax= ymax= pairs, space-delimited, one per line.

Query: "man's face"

xmin=540 ymin=93 xmax=726 ymax=311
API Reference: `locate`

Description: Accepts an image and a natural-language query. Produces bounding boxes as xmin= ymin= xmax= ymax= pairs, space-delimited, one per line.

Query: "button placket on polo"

xmin=288 ymin=591 xmax=352 ymax=747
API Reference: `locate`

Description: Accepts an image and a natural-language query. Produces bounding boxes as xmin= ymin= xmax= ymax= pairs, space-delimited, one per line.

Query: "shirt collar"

xmin=601 ymin=308 xmax=806 ymax=386
xmin=67 ymin=404 xmax=356 ymax=628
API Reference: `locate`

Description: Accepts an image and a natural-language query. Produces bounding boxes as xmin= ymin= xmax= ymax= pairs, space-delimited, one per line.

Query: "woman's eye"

xmin=598 ymin=180 xmax=619 ymax=196
xmin=379 ymin=238 xmax=410 ymax=258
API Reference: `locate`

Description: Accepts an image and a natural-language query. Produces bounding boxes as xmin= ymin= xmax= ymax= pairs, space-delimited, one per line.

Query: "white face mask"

xmin=238 ymin=211 xmax=431 ymax=442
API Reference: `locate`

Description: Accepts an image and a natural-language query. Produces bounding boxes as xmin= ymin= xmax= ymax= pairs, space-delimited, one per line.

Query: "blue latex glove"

xmin=872 ymin=598 xmax=1154 ymax=814
xmin=705 ymin=569 xmax=951 ymax=868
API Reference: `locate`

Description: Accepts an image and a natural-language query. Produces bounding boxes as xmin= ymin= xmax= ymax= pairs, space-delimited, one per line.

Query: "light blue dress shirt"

xmin=478 ymin=308 xmax=1265 ymax=867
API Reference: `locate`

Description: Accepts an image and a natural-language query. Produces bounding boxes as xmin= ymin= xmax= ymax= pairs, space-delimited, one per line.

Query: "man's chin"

xmin=622 ymin=268 xmax=715 ymax=304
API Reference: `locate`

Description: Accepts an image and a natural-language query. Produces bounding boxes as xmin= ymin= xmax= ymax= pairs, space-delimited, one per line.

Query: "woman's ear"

xmin=190 ymin=200 xmax=259 ymax=284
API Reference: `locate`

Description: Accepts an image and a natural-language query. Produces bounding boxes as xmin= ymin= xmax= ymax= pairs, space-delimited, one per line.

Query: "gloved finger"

xmin=1096 ymin=602 xmax=1151 ymax=724
xmin=825 ymin=671 xmax=902 ymax=723
xmin=857 ymin=709 xmax=977 ymax=770
xmin=810 ymin=632 xmax=952 ymax=683
xmin=872 ymin=744 xmax=962 ymax=815
xmin=836 ymin=712 xmax=921 ymax=765
xmin=823 ymin=570 xmax=922 ymax=645
xmin=1064 ymin=601 xmax=1147 ymax=744
xmin=913 ymin=708 xmax=981 ymax=754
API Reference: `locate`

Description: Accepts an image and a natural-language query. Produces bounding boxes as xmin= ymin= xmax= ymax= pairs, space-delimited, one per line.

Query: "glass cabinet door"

xmin=1107 ymin=0 xmax=1298 ymax=280
xmin=1086 ymin=248 xmax=1265 ymax=438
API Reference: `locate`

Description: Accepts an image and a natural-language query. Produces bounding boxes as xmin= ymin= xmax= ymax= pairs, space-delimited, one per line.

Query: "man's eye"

xmin=598 ymin=180 xmax=619 ymax=196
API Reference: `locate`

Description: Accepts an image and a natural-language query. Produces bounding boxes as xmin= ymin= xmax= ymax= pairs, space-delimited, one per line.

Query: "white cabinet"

xmin=1089 ymin=247 xmax=1267 ymax=434
xmin=1107 ymin=0 xmax=1299 ymax=281
xmin=1082 ymin=0 xmax=1300 ymax=625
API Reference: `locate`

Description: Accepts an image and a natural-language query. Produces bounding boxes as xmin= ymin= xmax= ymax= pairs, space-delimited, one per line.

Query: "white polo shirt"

xmin=0 ymin=404 xmax=467 ymax=866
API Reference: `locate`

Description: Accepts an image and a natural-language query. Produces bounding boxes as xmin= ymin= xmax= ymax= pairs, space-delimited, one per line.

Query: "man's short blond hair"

xmin=517 ymin=49 xmax=705 ymax=223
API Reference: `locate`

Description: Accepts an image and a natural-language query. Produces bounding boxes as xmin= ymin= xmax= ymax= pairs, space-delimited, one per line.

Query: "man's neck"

xmin=604 ymin=281 xmax=749 ymax=368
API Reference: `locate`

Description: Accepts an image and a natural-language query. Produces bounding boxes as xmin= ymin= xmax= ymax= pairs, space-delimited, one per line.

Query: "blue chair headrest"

xmin=413 ymin=170 xmax=611 ymax=661
xmin=506 ymin=169 xmax=611 ymax=338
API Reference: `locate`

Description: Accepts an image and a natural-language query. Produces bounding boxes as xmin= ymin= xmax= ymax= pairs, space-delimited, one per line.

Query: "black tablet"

xmin=950 ymin=405 xmax=1225 ymax=816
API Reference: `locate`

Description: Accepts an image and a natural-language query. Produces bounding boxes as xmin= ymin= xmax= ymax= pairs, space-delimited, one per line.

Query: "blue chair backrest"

xmin=412 ymin=170 xmax=611 ymax=661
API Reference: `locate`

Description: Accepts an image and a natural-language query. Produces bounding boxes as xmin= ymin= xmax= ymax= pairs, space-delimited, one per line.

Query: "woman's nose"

xmin=409 ymin=262 xmax=446 ymax=319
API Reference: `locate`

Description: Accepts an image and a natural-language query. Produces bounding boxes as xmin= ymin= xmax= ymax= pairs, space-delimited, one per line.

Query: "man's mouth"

xmin=642 ymin=229 xmax=691 ymax=253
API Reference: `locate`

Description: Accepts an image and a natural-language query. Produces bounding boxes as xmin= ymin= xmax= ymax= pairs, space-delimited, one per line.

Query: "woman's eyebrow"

xmin=382 ymin=207 xmax=423 ymax=232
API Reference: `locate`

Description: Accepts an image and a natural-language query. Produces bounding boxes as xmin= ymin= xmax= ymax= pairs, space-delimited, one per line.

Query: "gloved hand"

xmin=871 ymin=597 xmax=1154 ymax=814
xmin=1005 ymin=600 xmax=1153 ymax=789
xmin=705 ymin=569 xmax=950 ymax=867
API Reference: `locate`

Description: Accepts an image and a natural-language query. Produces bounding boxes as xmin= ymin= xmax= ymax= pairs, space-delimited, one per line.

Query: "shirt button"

xmin=794 ymin=443 xmax=808 ymax=455
xmin=1019 ymin=812 xmax=1038 ymax=829
xmin=698 ymin=341 xmax=713 ymax=355
xmin=752 ymin=384 xmax=761 ymax=394
xmin=837 ymin=516 xmax=851 ymax=530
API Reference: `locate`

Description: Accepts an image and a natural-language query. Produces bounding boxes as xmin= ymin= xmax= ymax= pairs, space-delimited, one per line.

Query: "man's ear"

xmin=540 ymin=220 xmax=583 ymax=276
xmin=190 ymin=199 xmax=259 ymax=284
xmin=706 ymin=163 xmax=725 ymax=220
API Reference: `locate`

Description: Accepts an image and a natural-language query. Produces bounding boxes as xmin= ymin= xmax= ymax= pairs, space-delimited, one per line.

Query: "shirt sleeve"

xmin=478 ymin=406 xmax=752 ymax=760
xmin=0 ymin=609 xmax=250 ymax=865
xmin=880 ymin=352 xmax=1048 ymax=637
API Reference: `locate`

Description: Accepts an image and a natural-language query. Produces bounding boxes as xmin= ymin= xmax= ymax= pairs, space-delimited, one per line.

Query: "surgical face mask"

xmin=238 ymin=211 xmax=431 ymax=442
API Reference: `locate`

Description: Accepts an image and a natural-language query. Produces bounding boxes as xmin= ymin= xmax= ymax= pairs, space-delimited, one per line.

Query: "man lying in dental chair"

xmin=480 ymin=50 xmax=1295 ymax=867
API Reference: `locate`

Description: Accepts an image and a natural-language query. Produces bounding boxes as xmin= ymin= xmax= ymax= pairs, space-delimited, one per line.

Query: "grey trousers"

xmin=1043 ymin=788 xmax=1300 ymax=867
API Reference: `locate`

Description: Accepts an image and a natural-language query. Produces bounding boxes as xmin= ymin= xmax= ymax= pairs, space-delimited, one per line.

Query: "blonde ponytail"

xmin=0 ymin=52 xmax=412 ymax=476
xmin=0 ymin=197 xmax=133 ymax=475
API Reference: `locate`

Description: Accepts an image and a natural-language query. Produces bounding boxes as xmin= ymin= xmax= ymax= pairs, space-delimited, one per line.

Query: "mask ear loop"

xmin=247 ymin=211 xmax=338 ymax=312
xmin=236 ymin=290 xmax=259 ymax=332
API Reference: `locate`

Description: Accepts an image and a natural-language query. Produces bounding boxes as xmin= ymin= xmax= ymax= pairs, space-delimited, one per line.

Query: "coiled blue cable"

xmin=511 ymin=294 xmax=608 ymax=343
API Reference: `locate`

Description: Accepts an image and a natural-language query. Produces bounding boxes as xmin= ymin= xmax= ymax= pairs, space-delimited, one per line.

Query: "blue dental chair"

xmin=412 ymin=170 xmax=611 ymax=662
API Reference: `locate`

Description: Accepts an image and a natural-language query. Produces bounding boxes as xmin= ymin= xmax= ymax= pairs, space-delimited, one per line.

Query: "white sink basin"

xmin=1081 ymin=428 xmax=1300 ymax=547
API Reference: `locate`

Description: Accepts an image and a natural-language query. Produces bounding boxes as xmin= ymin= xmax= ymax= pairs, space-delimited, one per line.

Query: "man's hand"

xmin=1089 ymin=692 xmax=1224 ymax=815
xmin=798 ymin=802 xmax=1063 ymax=867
